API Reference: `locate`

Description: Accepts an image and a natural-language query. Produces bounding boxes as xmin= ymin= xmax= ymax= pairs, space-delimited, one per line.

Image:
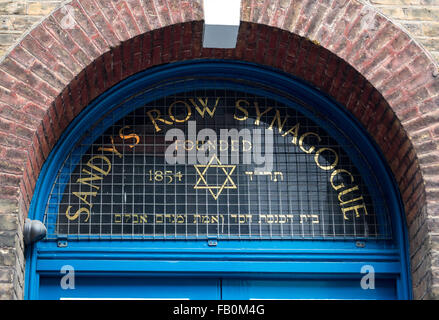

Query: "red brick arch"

xmin=0 ymin=0 xmax=438 ymax=299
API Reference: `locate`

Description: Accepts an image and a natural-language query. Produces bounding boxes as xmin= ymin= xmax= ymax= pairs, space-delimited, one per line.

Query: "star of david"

xmin=193 ymin=154 xmax=237 ymax=200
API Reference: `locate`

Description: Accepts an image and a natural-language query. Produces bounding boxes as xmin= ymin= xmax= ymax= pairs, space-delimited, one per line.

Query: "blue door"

xmin=38 ymin=276 xmax=397 ymax=300
xmin=25 ymin=61 xmax=412 ymax=300
xmin=39 ymin=276 xmax=221 ymax=300
xmin=222 ymin=278 xmax=397 ymax=300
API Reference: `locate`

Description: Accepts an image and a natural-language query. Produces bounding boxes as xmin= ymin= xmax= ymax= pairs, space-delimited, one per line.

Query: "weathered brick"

xmin=0 ymin=1 xmax=26 ymax=15
xmin=0 ymin=282 xmax=14 ymax=299
xmin=0 ymin=267 xmax=13 ymax=283
xmin=0 ymin=214 xmax=17 ymax=231
xmin=387 ymin=7 xmax=439 ymax=21
xmin=0 ymin=0 xmax=436 ymax=302
xmin=27 ymin=1 xmax=59 ymax=15
xmin=95 ymin=0 xmax=130 ymax=41
xmin=0 ymin=232 xmax=15 ymax=248
xmin=0 ymin=158 xmax=24 ymax=175
xmin=0 ymin=199 xmax=18 ymax=215
xmin=422 ymin=23 xmax=439 ymax=37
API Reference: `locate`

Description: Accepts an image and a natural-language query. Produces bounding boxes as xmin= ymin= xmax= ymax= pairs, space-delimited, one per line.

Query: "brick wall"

xmin=0 ymin=199 xmax=25 ymax=299
xmin=0 ymin=1 xmax=64 ymax=57
xmin=365 ymin=0 xmax=439 ymax=62
xmin=0 ymin=0 xmax=437 ymax=300
xmin=0 ymin=1 xmax=438 ymax=63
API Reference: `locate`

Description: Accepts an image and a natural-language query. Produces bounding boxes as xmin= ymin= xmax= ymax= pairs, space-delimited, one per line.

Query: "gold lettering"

xmin=146 ymin=109 xmax=173 ymax=132
xmin=190 ymin=97 xmax=219 ymax=118
xmin=156 ymin=214 xmax=164 ymax=223
xmin=98 ymin=136 xmax=122 ymax=158
xmin=330 ymin=169 xmax=355 ymax=191
xmin=202 ymin=215 xmax=210 ymax=224
xmin=196 ymin=140 xmax=215 ymax=151
xmin=174 ymin=140 xmax=184 ymax=151
xmin=76 ymin=169 xmax=103 ymax=190
xmin=268 ymin=109 xmax=289 ymax=133
xmin=168 ymin=100 xmax=192 ymax=123
xmin=86 ymin=155 xmax=112 ymax=175
xmin=266 ymin=214 xmax=275 ymax=223
xmin=282 ymin=123 xmax=300 ymax=144
xmin=72 ymin=191 xmax=97 ymax=207
xmin=337 ymin=186 xmax=364 ymax=206
xmin=119 ymin=126 xmax=140 ymax=148
xmin=254 ymin=102 xmax=273 ymax=125
xmin=231 ymin=140 xmax=239 ymax=151
xmin=207 ymin=140 xmax=216 ymax=150
xmin=245 ymin=171 xmax=254 ymax=180
xmin=196 ymin=140 xmax=205 ymax=151
xmin=234 ymin=99 xmax=249 ymax=121
xmin=273 ymin=171 xmax=284 ymax=182
xmin=314 ymin=147 xmax=339 ymax=170
xmin=219 ymin=140 xmax=228 ymax=151
xmin=299 ymin=214 xmax=319 ymax=224
xmin=243 ymin=140 xmax=252 ymax=151
xmin=342 ymin=204 xmax=368 ymax=220
xmin=177 ymin=215 xmax=185 ymax=223
xmin=65 ymin=206 xmax=90 ymax=222
xmin=258 ymin=214 xmax=295 ymax=224
xmin=310 ymin=214 xmax=319 ymax=224
xmin=184 ymin=140 xmax=194 ymax=151
xmin=299 ymin=132 xmax=321 ymax=154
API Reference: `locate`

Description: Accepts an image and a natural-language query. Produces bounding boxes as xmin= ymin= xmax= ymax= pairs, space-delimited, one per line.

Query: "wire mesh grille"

xmin=43 ymin=88 xmax=393 ymax=240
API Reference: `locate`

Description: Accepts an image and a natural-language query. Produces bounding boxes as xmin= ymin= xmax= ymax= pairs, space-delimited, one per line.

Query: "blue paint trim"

xmin=36 ymin=260 xmax=402 ymax=275
xmin=25 ymin=60 xmax=412 ymax=299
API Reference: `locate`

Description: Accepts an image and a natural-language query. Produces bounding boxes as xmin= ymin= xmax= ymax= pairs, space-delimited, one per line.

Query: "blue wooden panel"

xmin=36 ymin=260 xmax=401 ymax=275
xmin=39 ymin=276 xmax=397 ymax=300
xmin=222 ymin=278 xmax=397 ymax=300
xmin=39 ymin=276 xmax=221 ymax=300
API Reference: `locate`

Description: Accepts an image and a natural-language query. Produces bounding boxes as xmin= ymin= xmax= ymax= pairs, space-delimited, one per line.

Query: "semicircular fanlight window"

xmin=43 ymin=89 xmax=392 ymax=240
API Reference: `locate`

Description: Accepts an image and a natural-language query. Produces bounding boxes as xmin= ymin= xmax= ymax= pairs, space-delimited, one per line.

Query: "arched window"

xmin=26 ymin=61 xmax=411 ymax=300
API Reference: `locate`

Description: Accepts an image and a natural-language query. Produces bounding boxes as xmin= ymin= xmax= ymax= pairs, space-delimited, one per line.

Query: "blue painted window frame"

xmin=24 ymin=60 xmax=412 ymax=299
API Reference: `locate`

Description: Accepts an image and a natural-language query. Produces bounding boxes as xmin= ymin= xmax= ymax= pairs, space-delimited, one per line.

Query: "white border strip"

xmin=203 ymin=0 xmax=241 ymax=48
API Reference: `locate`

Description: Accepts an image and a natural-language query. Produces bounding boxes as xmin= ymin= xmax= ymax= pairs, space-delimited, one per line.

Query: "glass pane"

xmin=44 ymin=89 xmax=391 ymax=240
